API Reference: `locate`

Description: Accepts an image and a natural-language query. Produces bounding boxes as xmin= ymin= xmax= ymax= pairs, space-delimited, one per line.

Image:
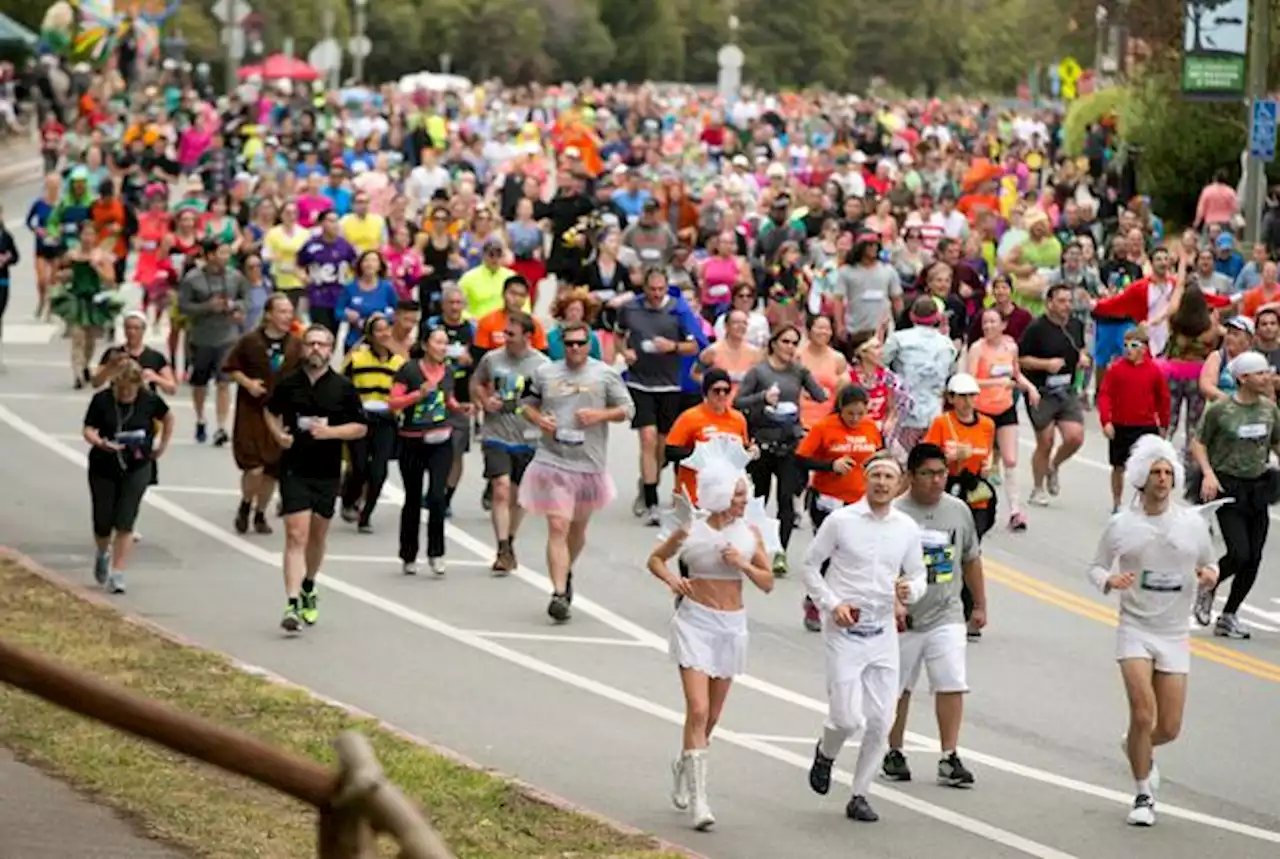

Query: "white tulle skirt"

xmin=669 ymin=598 xmax=748 ymax=679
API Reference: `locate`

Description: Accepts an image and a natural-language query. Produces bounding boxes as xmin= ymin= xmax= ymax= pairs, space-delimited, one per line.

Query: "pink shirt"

xmin=382 ymin=244 xmax=424 ymax=301
xmin=297 ymin=194 xmax=331 ymax=228
xmin=1196 ymin=183 xmax=1238 ymax=227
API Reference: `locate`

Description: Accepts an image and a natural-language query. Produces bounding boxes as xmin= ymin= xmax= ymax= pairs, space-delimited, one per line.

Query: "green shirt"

xmin=893 ymin=494 xmax=981 ymax=633
xmin=1197 ymin=396 xmax=1280 ymax=480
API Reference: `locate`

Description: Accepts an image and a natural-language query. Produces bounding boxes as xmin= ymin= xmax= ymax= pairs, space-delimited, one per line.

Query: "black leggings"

xmin=397 ymin=436 xmax=453 ymax=562
xmin=310 ymin=305 xmax=339 ymax=337
xmin=748 ymin=444 xmax=802 ymax=549
xmin=341 ymin=416 xmax=397 ymax=525
xmin=1215 ymin=474 xmax=1272 ymax=614
xmin=0 ymin=283 xmax=8 ymax=339
xmin=89 ymin=466 xmax=152 ymax=538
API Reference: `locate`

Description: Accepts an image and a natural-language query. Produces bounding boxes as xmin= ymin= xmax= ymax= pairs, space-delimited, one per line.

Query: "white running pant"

xmin=820 ymin=626 xmax=900 ymax=796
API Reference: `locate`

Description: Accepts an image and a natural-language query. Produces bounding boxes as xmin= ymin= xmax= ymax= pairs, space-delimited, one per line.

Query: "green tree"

xmin=675 ymin=0 xmax=732 ymax=84
xmin=598 ymin=0 xmax=684 ymax=81
xmin=539 ymin=0 xmax=615 ymax=81
xmin=736 ymin=0 xmax=849 ymax=89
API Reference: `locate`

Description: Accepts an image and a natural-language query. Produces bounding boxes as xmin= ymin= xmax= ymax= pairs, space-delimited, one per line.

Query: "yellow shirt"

xmin=458 ymin=264 xmax=517 ymax=319
xmin=340 ymin=213 xmax=387 ymax=256
xmin=263 ymin=225 xmax=312 ymax=291
xmin=343 ymin=345 xmax=406 ymax=406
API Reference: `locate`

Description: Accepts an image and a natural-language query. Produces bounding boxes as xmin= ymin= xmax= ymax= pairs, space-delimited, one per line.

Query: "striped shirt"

xmin=343 ymin=345 xmax=405 ymax=406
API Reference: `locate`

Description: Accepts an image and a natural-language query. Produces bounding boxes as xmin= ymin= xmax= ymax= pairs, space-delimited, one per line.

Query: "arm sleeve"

xmin=733 ymin=366 xmax=768 ymax=410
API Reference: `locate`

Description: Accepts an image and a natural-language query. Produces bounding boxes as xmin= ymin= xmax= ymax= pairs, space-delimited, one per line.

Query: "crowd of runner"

xmin=8 ymin=60 xmax=1280 ymax=835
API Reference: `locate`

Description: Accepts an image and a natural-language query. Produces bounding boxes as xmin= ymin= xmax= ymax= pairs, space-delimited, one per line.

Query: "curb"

xmin=0 ymin=546 xmax=711 ymax=859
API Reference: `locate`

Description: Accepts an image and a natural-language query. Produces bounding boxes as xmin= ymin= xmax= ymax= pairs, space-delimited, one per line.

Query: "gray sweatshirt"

xmin=178 ymin=265 xmax=250 ymax=348
xmin=523 ymin=358 xmax=636 ymax=473
xmin=734 ymin=358 xmax=828 ymax=442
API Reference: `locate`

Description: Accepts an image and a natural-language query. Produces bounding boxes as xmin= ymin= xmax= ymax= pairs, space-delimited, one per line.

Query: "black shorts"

xmin=37 ymin=242 xmax=64 ymax=260
xmin=482 ymin=444 xmax=535 ymax=483
xmin=1108 ymin=425 xmax=1161 ymax=468
xmin=449 ymin=411 xmax=472 ymax=457
xmin=279 ymin=472 xmax=340 ymax=519
xmin=630 ymin=388 xmax=683 ymax=434
xmin=190 ymin=342 xmax=231 ymax=387
xmin=88 ymin=466 xmax=152 ymax=537
xmin=983 ymin=405 xmax=1019 ymax=429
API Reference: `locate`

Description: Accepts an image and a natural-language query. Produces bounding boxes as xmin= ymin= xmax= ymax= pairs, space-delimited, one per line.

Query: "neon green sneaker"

xmin=281 ymin=604 xmax=302 ymax=633
xmin=300 ymin=588 xmax=319 ymax=626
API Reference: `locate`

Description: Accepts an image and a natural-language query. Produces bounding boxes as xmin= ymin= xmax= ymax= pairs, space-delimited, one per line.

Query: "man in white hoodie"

xmin=1087 ymin=434 xmax=1219 ymax=827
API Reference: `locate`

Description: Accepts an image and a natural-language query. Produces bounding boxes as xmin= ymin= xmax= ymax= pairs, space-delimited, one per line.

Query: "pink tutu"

xmin=517 ymin=460 xmax=616 ymax=519
xmin=1156 ymin=358 xmax=1203 ymax=383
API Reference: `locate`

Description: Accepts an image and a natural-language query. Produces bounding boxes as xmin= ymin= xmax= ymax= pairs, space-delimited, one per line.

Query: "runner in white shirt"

xmin=803 ymin=451 xmax=928 ymax=823
xmin=1087 ymin=435 xmax=1220 ymax=827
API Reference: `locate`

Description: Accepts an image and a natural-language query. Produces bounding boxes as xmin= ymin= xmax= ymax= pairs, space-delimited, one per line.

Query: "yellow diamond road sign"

xmin=1059 ymin=57 xmax=1082 ymax=84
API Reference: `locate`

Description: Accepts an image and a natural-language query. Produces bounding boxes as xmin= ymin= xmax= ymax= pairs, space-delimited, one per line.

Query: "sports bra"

xmin=678 ymin=519 xmax=757 ymax=581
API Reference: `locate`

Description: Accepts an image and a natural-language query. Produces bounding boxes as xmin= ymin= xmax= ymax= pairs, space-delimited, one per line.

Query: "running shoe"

xmin=1028 ymin=488 xmax=1050 ymax=507
xmin=195 ymin=422 xmax=208 ymax=444
xmin=937 ymin=752 xmax=975 ymax=787
xmin=300 ymin=588 xmax=319 ymax=626
xmin=281 ymin=605 xmax=302 ymax=633
xmin=492 ymin=544 xmax=516 ymax=575
xmin=1008 ymin=511 xmax=1028 ymax=532
xmin=1046 ymin=467 xmax=1061 ymax=496
xmin=235 ymin=503 xmax=251 ymax=534
xmin=106 ymin=572 xmax=126 ymax=595
xmin=1126 ymin=794 xmax=1155 ymax=826
xmin=845 ymin=794 xmax=879 ymax=822
xmin=212 ymin=428 xmax=229 ymax=448
xmin=93 ymin=550 xmax=110 ymax=585
xmin=1214 ymin=613 xmax=1251 ymax=639
xmin=548 ymin=593 xmax=572 ymax=623
xmin=1192 ymin=584 xmax=1215 ymax=627
xmin=631 ymin=480 xmax=646 ymax=518
xmin=772 ymin=552 xmax=789 ymax=577
xmin=340 ymin=505 xmax=360 ymax=524
xmin=403 ymin=561 xmax=418 ymax=576
xmin=802 ymin=597 xmax=821 ymax=632
xmin=881 ymin=749 xmax=912 ymax=782
xmin=967 ymin=624 xmax=983 ymax=642
xmin=429 ymin=557 xmax=446 ymax=577
xmin=356 ymin=522 xmax=373 ymax=535
xmin=253 ymin=513 xmax=273 ymax=535
xmin=645 ymin=505 xmax=662 ymax=527
xmin=808 ymin=743 xmax=833 ymax=795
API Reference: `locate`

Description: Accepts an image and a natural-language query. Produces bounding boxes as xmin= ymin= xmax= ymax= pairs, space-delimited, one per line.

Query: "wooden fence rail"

xmin=0 ymin=636 xmax=456 ymax=859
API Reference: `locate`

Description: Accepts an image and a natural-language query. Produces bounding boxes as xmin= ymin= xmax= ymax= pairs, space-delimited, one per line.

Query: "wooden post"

xmin=0 ymin=637 xmax=337 ymax=807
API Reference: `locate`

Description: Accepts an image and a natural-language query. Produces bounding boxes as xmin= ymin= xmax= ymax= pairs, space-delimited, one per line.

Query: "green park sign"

xmin=1181 ymin=0 xmax=1249 ymax=99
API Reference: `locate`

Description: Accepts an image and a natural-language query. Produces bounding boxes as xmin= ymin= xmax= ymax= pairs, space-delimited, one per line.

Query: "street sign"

xmin=212 ymin=0 xmax=251 ymax=24
xmin=1058 ymin=55 xmax=1081 ymax=101
xmin=220 ymin=26 xmax=245 ymax=61
xmin=1250 ymin=99 xmax=1277 ymax=162
xmin=347 ymin=35 xmax=371 ymax=58
xmin=308 ymin=38 xmax=342 ymax=73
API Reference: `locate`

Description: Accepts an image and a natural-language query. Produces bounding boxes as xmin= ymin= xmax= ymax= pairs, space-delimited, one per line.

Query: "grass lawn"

xmin=0 ymin=555 xmax=690 ymax=859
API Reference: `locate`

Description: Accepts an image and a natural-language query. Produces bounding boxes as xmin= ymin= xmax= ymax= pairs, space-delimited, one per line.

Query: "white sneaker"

xmin=429 ymin=556 xmax=446 ymax=577
xmin=670 ymin=754 xmax=690 ymax=810
xmin=1046 ymin=467 xmax=1061 ymax=496
xmin=1028 ymin=488 xmax=1050 ymax=507
xmin=1127 ymin=794 xmax=1155 ymax=826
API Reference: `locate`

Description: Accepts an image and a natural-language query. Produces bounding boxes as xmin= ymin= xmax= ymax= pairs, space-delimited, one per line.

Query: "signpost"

xmin=717 ymin=15 xmax=743 ymax=103
xmin=351 ymin=0 xmax=370 ymax=84
xmin=1249 ymin=98 xmax=1277 ymax=161
xmin=1057 ymin=56 xmax=1082 ymax=101
xmin=1181 ymin=0 xmax=1249 ymax=99
xmin=212 ymin=0 xmax=251 ymax=93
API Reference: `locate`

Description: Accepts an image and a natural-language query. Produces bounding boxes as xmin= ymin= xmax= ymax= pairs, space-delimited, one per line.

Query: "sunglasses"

xmin=1124 ymin=340 xmax=1145 ymax=348
xmin=708 ymin=385 xmax=731 ymax=395
xmin=563 ymin=339 xmax=590 ymax=348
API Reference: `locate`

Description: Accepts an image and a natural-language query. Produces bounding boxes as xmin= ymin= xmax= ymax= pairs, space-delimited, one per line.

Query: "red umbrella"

xmin=237 ymin=54 xmax=320 ymax=82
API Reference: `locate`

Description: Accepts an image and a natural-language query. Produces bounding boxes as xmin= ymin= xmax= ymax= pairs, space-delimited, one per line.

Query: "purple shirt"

xmin=297 ymin=236 xmax=357 ymax=309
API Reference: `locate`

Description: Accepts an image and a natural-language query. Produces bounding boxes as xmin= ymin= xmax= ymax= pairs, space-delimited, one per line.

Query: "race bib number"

xmin=1237 ymin=422 xmax=1268 ymax=440
xmin=814 ymin=493 xmax=844 ymax=512
xmin=990 ymin=363 xmax=1013 ymax=378
xmin=920 ymin=528 xmax=955 ymax=584
xmin=1046 ymin=373 xmax=1071 ymax=390
xmin=1139 ymin=569 xmax=1183 ymax=593
xmin=555 ymin=427 xmax=585 ymax=445
xmin=861 ymin=289 xmax=885 ymax=302
xmin=707 ymin=283 xmax=730 ymax=299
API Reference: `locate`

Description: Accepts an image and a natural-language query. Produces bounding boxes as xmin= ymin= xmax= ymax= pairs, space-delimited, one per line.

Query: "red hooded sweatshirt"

xmin=1097 ymin=350 xmax=1171 ymax=429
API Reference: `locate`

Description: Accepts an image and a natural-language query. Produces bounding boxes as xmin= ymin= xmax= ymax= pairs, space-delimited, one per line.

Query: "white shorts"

xmin=669 ymin=599 xmax=748 ymax=679
xmin=899 ymin=623 xmax=968 ymax=694
xmin=1116 ymin=625 xmax=1190 ymax=675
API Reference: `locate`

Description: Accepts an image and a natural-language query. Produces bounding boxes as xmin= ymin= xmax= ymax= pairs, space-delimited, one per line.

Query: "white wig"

xmin=1124 ymin=434 xmax=1184 ymax=492
xmin=686 ymin=435 xmax=752 ymax=514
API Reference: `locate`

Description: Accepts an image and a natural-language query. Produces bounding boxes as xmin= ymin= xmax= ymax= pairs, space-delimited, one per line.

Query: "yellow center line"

xmin=984 ymin=559 xmax=1280 ymax=685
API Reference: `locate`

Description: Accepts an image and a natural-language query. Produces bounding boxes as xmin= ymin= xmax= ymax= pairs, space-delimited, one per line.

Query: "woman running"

xmin=341 ymin=315 xmax=406 ymax=532
xmin=646 ymin=436 xmax=774 ymax=831
xmin=967 ymin=307 xmax=1038 ymax=531
xmin=26 ymin=173 xmax=63 ymax=320
xmin=698 ymin=308 xmax=761 ymax=399
xmin=51 ymin=221 xmax=120 ymax=389
xmin=798 ymin=314 xmax=848 ymax=430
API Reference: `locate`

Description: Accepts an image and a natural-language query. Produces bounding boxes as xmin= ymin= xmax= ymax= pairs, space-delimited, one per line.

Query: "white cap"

xmin=946 ymin=373 xmax=981 ymax=396
xmin=1229 ymin=351 xmax=1269 ymax=379
xmin=766 ymin=162 xmax=787 ymax=178
xmin=851 ymin=150 xmax=867 ymax=164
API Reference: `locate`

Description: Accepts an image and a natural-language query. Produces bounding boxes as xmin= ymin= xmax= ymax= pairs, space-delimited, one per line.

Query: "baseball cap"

xmin=1224 ymin=316 xmax=1256 ymax=335
xmin=946 ymin=373 xmax=981 ymax=396
xmin=1216 ymin=233 xmax=1235 ymax=250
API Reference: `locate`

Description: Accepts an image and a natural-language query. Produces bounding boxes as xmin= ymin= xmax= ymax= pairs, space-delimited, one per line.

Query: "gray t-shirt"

xmin=893 ymin=494 xmax=980 ymax=632
xmin=523 ymin=358 xmax=635 ymax=473
xmin=473 ymin=346 xmax=550 ymax=449
xmin=839 ymin=262 xmax=902 ymax=334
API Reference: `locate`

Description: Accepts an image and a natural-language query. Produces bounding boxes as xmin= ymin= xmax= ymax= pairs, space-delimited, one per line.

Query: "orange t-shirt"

xmin=796 ymin=413 xmax=883 ymax=504
xmin=922 ymin=412 xmax=997 ymax=506
xmin=91 ymin=198 xmax=127 ymax=258
xmin=474 ymin=309 xmax=549 ymax=351
xmin=1242 ymin=284 xmax=1280 ymax=319
xmin=665 ymin=403 xmax=750 ymax=505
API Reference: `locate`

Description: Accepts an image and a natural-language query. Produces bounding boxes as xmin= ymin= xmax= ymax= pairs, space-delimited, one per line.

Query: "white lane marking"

xmin=0 ymin=392 xmax=98 ymax=403
xmin=152 ymin=486 xmax=238 ymax=496
xmin=0 ymin=358 xmax=73 ymax=368
xmin=736 ymin=734 xmax=938 ymax=753
xmin=7 ymin=408 xmax=1280 ymax=846
xmin=326 ymin=553 xmax=490 ymax=567
xmin=0 ymin=406 xmax=1082 ymax=859
xmin=466 ymin=631 xmax=652 ymax=647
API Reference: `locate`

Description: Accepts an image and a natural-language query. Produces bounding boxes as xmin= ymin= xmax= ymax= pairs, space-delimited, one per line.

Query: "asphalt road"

xmin=2 ymin=177 xmax=1280 ymax=859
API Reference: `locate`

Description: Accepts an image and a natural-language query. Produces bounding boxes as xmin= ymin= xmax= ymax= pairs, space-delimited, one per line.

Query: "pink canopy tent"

xmin=237 ymin=53 xmax=320 ymax=82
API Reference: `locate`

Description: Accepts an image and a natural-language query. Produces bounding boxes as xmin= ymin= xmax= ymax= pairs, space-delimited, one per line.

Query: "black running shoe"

xmin=808 ymin=742 xmax=833 ymax=795
xmin=212 ymin=428 xmax=229 ymax=447
xmin=882 ymin=749 xmax=912 ymax=782
xmin=937 ymin=752 xmax=975 ymax=788
xmin=234 ymin=502 xmax=251 ymax=535
xmin=548 ymin=593 xmax=571 ymax=623
xmin=845 ymin=794 xmax=879 ymax=822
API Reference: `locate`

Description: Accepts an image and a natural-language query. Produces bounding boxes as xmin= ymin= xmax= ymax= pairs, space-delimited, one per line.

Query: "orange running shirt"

xmin=922 ymin=412 xmax=997 ymax=507
xmin=796 ymin=413 xmax=883 ymax=504
xmin=665 ymin=403 xmax=750 ymax=505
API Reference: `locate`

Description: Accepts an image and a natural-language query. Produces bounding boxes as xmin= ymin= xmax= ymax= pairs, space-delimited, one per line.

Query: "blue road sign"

xmin=1250 ymin=99 xmax=1277 ymax=162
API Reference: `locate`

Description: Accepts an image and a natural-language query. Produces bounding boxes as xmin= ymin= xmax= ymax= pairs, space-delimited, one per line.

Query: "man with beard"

xmin=223 ymin=293 xmax=305 ymax=535
xmin=265 ymin=325 xmax=366 ymax=633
